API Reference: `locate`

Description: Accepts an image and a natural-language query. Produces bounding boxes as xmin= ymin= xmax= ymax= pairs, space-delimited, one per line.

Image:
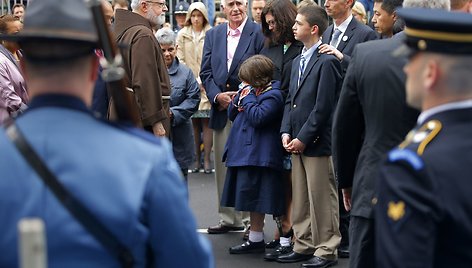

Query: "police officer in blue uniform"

xmin=0 ymin=0 xmax=213 ymax=267
xmin=375 ymin=8 xmax=472 ymax=268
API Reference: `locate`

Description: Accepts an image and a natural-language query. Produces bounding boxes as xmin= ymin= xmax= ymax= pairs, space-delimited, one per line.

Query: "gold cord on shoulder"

xmin=417 ymin=120 xmax=442 ymax=155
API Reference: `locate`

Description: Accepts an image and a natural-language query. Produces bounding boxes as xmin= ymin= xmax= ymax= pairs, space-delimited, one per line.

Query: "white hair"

xmin=155 ymin=27 xmax=176 ymax=46
xmin=402 ymin=0 xmax=450 ymax=10
xmin=220 ymin=0 xmax=248 ymax=8
xmin=130 ymin=0 xmax=143 ymax=11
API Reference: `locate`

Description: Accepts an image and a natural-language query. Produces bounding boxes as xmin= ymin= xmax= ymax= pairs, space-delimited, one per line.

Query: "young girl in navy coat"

xmin=221 ymin=55 xmax=286 ymax=255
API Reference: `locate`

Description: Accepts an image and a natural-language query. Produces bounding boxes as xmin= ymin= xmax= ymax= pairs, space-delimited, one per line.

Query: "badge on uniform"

xmin=388 ymin=201 xmax=405 ymax=221
xmin=387 ymin=200 xmax=409 ymax=231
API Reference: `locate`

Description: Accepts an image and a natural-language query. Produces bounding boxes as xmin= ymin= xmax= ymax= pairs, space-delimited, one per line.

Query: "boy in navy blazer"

xmin=278 ymin=4 xmax=342 ymax=268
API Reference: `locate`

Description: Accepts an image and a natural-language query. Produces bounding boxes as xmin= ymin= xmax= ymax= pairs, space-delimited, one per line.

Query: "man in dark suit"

xmin=333 ymin=35 xmax=418 ymax=268
xmin=200 ymin=0 xmax=265 ymax=235
xmin=320 ymin=0 xmax=377 ymax=74
xmin=332 ymin=0 xmax=449 ymax=267
xmin=375 ymin=7 xmax=472 ymax=268
xmin=278 ymin=4 xmax=342 ymax=268
xmin=319 ymin=0 xmax=377 ymax=257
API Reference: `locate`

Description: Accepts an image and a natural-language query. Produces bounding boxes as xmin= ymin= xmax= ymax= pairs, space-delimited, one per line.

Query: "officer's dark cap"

xmin=174 ymin=1 xmax=189 ymax=14
xmin=0 ymin=0 xmax=99 ymax=62
xmin=394 ymin=8 xmax=472 ymax=58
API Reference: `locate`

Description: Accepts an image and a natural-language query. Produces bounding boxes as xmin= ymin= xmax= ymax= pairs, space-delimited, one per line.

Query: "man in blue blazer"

xmin=200 ymin=0 xmax=265 ymax=234
xmin=319 ymin=0 xmax=378 ymax=258
xmin=278 ymin=4 xmax=342 ymax=268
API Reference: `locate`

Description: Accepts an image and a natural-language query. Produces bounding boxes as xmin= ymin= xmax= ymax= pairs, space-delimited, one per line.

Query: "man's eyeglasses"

xmin=146 ymin=1 xmax=167 ymax=8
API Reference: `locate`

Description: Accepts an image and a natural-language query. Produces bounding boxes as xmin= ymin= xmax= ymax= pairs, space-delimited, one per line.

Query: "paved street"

xmin=188 ymin=171 xmax=349 ymax=268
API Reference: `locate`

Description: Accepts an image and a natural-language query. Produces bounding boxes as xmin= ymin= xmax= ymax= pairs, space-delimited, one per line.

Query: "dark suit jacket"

xmin=200 ymin=20 xmax=265 ymax=130
xmin=332 ymin=34 xmax=419 ymax=218
xmin=281 ymin=47 xmax=343 ymax=157
xmin=322 ymin=17 xmax=377 ymax=73
xmin=261 ymin=41 xmax=304 ymax=92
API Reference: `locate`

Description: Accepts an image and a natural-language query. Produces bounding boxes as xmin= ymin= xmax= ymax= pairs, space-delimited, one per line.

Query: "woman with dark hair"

xmin=261 ymin=0 xmax=303 ymax=93
xmin=260 ymin=0 xmax=303 ymax=261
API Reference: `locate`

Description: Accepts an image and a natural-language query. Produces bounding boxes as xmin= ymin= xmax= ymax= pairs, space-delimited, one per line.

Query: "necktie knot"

xmin=300 ymin=55 xmax=306 ymax=67
xmin=229 ymin=28 xmax=241 ymax=37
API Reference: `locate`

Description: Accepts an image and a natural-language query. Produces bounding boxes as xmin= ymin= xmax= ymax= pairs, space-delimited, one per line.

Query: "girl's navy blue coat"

xmin=223 ymin=81 xmax=285 ymax=170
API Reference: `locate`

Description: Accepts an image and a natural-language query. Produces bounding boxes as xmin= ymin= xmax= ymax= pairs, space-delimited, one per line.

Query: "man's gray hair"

xmin=221 ymin=0 xmax=248 ymax=8
xmin=130 ymin=0 xmax=142 ymax=11
xmin=403 ymin=0 xmax=450 ymax=10
xmin=155 ymin=27 xmax=176 ymax=46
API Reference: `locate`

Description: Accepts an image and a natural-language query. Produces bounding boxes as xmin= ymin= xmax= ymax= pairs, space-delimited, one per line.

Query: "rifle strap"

xmin=4 ymin=120 xmax=135 ymax=268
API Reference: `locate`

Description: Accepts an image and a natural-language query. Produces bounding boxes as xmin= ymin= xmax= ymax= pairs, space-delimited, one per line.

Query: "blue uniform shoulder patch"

xmin=388 ymin=149 xmax=424 ymax=170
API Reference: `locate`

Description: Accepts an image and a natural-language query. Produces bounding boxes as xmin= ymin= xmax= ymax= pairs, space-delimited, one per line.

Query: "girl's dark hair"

xmin=238 ymin=55 xmax=274 ymax=88
xmin=261 ymin=0 xmax=297 ymax=46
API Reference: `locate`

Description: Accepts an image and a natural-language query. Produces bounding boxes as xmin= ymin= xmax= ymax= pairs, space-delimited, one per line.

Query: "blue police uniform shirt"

xmin=0 ymin=94 xmax=213 ymax=268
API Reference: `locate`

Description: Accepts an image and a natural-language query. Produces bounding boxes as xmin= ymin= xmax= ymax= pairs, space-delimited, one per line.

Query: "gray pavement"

xmin=188 ymin=171 xmax=349 ymax=268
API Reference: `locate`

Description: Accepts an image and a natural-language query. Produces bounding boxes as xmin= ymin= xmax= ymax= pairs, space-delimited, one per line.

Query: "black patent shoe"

xmin=276 ymin=251 xmax=312 ymax=263
xmin=301 ymin=256 xmax=338 ymax=268
xmin=229 ymin=240 xmax=265 ymax=254
xmin=265 ymin=239 xmax=280 ymax=248
xmin=264 ymin=245 xmax=293 ymax=261
xmin=207 ymin=224 xmax=245 ymax=234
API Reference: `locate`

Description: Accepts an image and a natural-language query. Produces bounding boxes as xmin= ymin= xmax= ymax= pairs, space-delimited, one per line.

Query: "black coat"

xmin=332 ymin=34 xmax=419 ymax=218
xmin=261 ymin=41 xmax=303 ymax=92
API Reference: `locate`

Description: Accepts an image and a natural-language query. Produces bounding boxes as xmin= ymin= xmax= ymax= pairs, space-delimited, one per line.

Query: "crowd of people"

xmin=0 ymin=0 xmax=472 ymax=267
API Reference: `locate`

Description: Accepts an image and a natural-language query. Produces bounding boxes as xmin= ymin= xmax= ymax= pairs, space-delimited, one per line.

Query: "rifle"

xmin=87 ymin=0 xmax=140 ymax=126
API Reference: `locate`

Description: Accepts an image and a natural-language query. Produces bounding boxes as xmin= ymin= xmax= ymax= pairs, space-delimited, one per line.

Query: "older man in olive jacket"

xmin=113 ymin=0 xmax=171 ymax=137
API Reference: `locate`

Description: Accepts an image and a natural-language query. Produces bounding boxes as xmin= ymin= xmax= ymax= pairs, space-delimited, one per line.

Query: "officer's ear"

xmin=423 ymin=57 xmax=440 ymax=92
